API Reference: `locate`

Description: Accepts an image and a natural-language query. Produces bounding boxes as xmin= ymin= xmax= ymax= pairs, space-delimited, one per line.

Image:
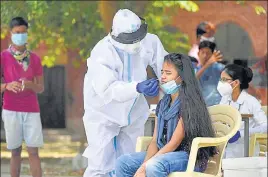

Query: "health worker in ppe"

xmin=82 ymin=9 xmax=168 ymax=177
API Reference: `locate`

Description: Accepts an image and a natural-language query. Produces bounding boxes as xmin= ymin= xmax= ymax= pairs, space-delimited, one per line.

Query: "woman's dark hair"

xmin=223 ymin=64 xmax=253 ymax=90
xmin=10 ymin=17 xmax=28 ymax=29
xmin=164 ymin=53 xmax=217 ymax=160
xmin=199 ymin=41 xmax=216 ymax=53
xmin=196 ymin=22 xmax=208 ymax=38
xmin=189 ymin=56 xmax=198 ymax=64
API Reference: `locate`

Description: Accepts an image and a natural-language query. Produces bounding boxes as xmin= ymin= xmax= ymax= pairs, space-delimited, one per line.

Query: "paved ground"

xmin=1 ymin=129 xmax=86 ymax=177
xmin=1 ymin=123 xmax=155 ymax=176
xmin=1 ymin=156 xmax=85 ymax=177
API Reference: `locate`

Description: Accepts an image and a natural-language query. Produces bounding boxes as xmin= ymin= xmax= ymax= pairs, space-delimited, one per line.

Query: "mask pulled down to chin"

xmin=160 ymin=78 xmax=181 ymax=95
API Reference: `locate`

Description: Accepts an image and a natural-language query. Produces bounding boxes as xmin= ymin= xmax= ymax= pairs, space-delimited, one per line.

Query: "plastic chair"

xmin=249 ymin=133 xmax=267 ymax=157
xmin=136 ymin=105 xmax=242 ymax=177
xmin=248 ymin=106 xmax=268 ymax=157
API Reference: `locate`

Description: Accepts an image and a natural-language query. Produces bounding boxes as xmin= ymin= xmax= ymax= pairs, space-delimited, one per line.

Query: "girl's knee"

xmin=145 ymin=159 xmax=165 ymax=175
xmin=115 ymin=154 xmax=129 ymax=171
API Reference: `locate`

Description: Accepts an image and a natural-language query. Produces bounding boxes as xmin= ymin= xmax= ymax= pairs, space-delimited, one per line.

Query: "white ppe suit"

xmin=220 ymin=90 xmax=267 ymax=158
xmin=82 ymin=32 xmax=168 ymax=177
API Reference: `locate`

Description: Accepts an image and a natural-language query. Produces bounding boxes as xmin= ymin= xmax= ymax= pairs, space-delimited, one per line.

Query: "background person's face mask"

xmin=160 ymin=78 xmax=181 ymax=95
xmin=124 ymin=42 xmax=141 ymax=54
xmin=11 ymin=33 xmax=28 ymax=46
xmin=200 ymin=35 xmax=215 ymax=42
xmin=217 ymin=81 xmax=234 ymax=96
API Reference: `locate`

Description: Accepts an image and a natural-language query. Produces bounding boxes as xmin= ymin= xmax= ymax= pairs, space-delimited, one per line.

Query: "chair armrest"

xmin=136 ymin=136 xmax=153 ymax=152
xmin=251 ymin=133 xmax=267 ymax=139
xmin=191 ymin=137 xmax=229 ymax=148
xmin=186 ymin=137 xmax=228 ymax=172
xmin=249 ymin=133 xmax=267 ymax=156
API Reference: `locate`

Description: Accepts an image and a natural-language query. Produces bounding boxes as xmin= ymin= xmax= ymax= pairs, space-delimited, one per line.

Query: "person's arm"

xmin=154 ymin=118 xmax=185 ymax=156
xmin=135 ymin=117 xmax=184 ymax=176
xmin=196 ymin=50 xmax=223 ymax=79
xmin=196 ymin=64 xmax=210 ymax=79
xmin=134 ymin=117 xmax=159 ymax=176
xmin=1 ymin=77 xmax=7 ymax=93
xmin=0 ymin=53 xmax=5 ymax=93
xmin=23 ymin=76 xmax=44 ymax=93
xmin=22 ymin=56 xmax=44 ymax=94
xmin=249 ymin=99 xmax=267 ymax=135
xmin=143 ymin=118 xmax=159 ymax=163
xmin=1 ymin=77 xmax=22 ymax=94
xmin=89 ymin=58 xmax=139 ymax=104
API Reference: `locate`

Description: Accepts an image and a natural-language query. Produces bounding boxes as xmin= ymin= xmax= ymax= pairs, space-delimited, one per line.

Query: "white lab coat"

xmin=83 ymin=33 xmax=168 ymax=177
xmin=220 ymin=90 xmax=267 ymax=158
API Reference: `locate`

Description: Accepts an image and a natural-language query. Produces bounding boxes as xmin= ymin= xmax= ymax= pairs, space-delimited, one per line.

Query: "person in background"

xmin=217 ymin=64 xmax=267 ymax=158
xmin=1 ymin=17 xmax=44 ymax=177
xmin=195 ymin=40 xmax=224 ymax=106
xmin=188 ymin=21 xmax=216 ymax=63
xmin=116 ymin=53 xmax=217 ymax=177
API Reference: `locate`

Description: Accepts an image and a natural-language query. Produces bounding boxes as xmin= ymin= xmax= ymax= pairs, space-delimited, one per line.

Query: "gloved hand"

xmin=136 ymin=78 xmax=159 ymax=97
xmin=228 ymin=131 xmax=241 ymax=143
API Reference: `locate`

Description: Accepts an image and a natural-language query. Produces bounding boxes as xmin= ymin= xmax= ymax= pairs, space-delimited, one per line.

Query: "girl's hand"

xmin=134 ymin=164 xmax=146 ymax=177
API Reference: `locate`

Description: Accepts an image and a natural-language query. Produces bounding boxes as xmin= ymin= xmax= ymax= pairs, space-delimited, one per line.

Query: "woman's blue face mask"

xmin=160 ymin=77 xmax=181 ymax=94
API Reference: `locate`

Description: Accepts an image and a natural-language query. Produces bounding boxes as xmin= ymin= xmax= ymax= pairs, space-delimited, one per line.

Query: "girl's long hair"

xmin=164 ymin=53 xmax=217 ymax=160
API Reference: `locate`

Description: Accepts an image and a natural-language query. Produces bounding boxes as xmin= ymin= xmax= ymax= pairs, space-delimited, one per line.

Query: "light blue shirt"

xmin=195 ymin=62 xmax=225 ymax=106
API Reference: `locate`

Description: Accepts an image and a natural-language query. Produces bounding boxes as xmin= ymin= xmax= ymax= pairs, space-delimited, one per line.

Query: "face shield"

xmin=110 ymin=17 xmax=147 ymax=54
xmin=110 ymin=17 xmax=147 ymax=45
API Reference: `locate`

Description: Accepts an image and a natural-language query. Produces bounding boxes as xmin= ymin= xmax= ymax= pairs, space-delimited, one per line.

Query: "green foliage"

xmin=140 ymin=1 xmax=200 ymax=54
xmin=254 ymin=5 xmax=266 ymax=15
xmin=1 ymin=1 xmax=265 ymax=67
xmin=235 ymin=1 xmax=266 ymax=15
xmin=152 ymin=1 xmax=199 ymax=12
xmin=1 ymin=1 xmax=199 ymax=66
xmin=235 ymin=1 xmax=246 ymax=5
xmin=1 ymin=1 xmax=105 ymax=67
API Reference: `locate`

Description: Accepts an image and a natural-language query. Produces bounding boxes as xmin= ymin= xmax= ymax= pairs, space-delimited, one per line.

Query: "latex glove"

xmin=137 ymin=78 xmax=159 ymax=97
xmin=228 ymin=131 xmax=241 ymax=143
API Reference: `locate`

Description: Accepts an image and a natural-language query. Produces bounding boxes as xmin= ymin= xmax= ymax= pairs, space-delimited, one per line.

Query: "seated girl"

xmin=116 ymin=53 xmax=217 ymax=177
xmin=217 ymin=64 xmax=267 ymax=158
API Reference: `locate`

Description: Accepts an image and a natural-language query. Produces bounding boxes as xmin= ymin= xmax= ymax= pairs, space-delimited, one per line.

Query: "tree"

xmin=1 ymin=1 xmax=201 ymax=67
xmin=1 ymin=1 xmax=105 ymax=67
xmin=1 ymin=1 xmax=266 ymax=67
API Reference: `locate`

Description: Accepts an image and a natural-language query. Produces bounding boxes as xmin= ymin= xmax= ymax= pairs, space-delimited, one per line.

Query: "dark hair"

xmin=224 ymin=64 xmax=253 ymax=90
xmin=196 ymin=22 xmax=208 ymax=38
xmin=233 ymin=59 xmax=248 ymax=68
xmin=164 ymin=53 xmax=217 ymax=160
xmin=10 ymin=17 xmax=28 ymax=29
xmin=199 ymin=41 xmax=216 ymax=53
xmin=189 ymin=56 xmax=198 ymax=64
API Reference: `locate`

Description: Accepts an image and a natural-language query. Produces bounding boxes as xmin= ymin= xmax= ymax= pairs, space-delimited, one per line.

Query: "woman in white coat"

xmin=82 ymin=9 xmax=168 ymax=177
xmin=217 ymin=64 xmax=267 ymax=158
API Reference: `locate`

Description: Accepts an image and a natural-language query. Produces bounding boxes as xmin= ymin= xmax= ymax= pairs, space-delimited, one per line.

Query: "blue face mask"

xmin=160 ymin=79 xmax=181 ymax=95
xmin=11 ymin=33 xmax=28 ymax=46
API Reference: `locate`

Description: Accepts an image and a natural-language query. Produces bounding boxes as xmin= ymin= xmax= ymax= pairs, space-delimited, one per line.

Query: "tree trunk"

xmin=98 ymin=1 xmax=118 ymax=33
